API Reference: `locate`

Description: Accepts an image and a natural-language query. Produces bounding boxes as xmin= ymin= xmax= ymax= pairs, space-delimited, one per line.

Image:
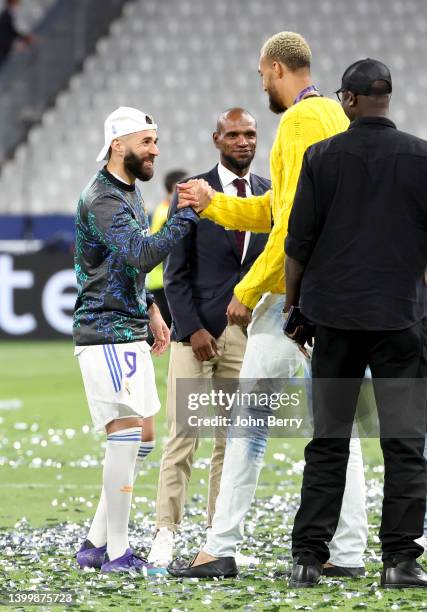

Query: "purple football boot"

xmin=77 ymin=539 xmax=107 ymax=569
xmin=101 ymin=548 xmax=167 ymax=576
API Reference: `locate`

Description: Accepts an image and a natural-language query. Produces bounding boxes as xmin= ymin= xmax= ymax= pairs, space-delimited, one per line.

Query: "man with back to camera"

xmin=0 ymin=0 xmax=35 ymax=68
xmin=284 ymin=59 xmax=427 ymax=588
xmin=168 ymin=31 xmax=368 ymax=579
xmin=73 ymin=106 xmax=199 ymax=574
xmin=148 ymin=108 xmax=269 ymax=567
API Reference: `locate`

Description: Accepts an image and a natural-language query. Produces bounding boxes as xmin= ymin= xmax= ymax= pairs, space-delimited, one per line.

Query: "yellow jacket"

xmin=147 ymin=199 xmax=170 ymax=290
xmin=201 ymin=97 xmax=349 ymax=309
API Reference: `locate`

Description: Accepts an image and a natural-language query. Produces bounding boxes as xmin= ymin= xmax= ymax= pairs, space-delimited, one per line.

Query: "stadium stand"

xmin=13 ymin=0 xmax=55 ymax=31
xmin=0 ymin=0 xmax=426 ymax=215
xmin=0 ymin=0 xmax=129 ymax=167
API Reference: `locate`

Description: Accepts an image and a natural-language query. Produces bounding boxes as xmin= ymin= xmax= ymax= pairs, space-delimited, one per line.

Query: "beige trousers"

xmin=155 ymin=324 xmax=246 ymax=531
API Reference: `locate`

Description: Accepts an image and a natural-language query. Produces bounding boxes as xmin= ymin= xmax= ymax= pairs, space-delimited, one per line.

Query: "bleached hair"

xmin=261 ymin=31 xmax=312 ymax=71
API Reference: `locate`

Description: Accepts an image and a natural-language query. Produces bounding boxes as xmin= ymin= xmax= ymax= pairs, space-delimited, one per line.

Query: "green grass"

xmin=0 ymin=341 xmax=425 ymax=611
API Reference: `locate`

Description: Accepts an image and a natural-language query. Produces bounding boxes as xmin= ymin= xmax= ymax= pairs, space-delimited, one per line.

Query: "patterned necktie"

xmin=232 ymin=178 xmax=247 ymax=260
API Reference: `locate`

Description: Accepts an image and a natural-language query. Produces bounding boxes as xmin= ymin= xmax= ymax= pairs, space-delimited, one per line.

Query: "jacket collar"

xmin=204 ymin=164 xmax=266 ymax=197
xmin=349 ymin=116 xmax=396 ymax=130
xmin=217 ymin=162 xmax=251 ymax=190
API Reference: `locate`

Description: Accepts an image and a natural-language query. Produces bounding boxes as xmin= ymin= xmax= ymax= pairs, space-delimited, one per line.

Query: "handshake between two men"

xmin=177 ymin=179 xmax=254 ymax=334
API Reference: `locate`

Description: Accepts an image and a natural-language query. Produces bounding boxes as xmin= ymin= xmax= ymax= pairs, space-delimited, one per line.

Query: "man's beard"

xmin=222 ymin=151 xmax=255 ymax=173
xmin=268 ymin=89 xmax=286 ymax=114
xmin=124 ymin=151 xmax=154 ymax=181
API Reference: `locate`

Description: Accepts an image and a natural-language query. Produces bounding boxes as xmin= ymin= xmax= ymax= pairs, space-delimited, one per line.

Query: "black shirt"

xmin=285 ymin=116 xmax=427 ymax=330
xmin=0 ymin=9 xmax=22 ymax=66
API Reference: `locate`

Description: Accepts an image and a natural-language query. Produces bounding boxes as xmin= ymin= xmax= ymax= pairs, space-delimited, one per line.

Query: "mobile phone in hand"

xmin=283 ymin=306 xmax=316 ymax=352
xmin=283 ymin=306 xmax=307 ymax=335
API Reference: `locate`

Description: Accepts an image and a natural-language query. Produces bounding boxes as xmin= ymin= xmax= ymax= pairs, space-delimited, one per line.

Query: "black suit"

xmin=164 ymin=165 xmax=270 ymax=342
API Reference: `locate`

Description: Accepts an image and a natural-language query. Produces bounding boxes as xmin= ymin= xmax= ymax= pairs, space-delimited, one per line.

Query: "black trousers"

xmin=292 ymin=320 xmax=426 ymax=564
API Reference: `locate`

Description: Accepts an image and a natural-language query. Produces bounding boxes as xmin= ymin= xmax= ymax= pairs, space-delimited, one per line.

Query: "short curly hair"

xmin=261 ymin=31 xmax=312 ymax=71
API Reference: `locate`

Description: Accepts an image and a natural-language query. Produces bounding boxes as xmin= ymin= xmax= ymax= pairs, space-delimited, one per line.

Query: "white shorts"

xmin=75 ymin=340 xmax=161 ymax=431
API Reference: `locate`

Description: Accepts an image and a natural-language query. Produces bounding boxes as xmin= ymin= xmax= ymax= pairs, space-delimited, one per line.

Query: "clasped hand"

xmin=177 ymin=179 xmax=215 ymax=213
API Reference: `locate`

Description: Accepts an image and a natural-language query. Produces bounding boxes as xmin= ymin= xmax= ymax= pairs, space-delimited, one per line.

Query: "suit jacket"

xmin=164 ymin=164 xmax=270 ymax=341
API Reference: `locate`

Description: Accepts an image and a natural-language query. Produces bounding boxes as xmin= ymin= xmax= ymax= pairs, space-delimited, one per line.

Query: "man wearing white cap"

xmin=73 ymin=107 xmax=199 ymax=574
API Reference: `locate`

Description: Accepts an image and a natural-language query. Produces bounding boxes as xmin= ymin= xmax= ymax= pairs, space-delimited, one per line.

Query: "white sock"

xmin=87 ymin=487 xmax=107 ymax=548
xmin=86 ymin=437 xmax=153 ymax=550
xmin=134 ymin=440 xmax=155 ymax=480
xmin=103 ymin=427 xmax=141 ymax=561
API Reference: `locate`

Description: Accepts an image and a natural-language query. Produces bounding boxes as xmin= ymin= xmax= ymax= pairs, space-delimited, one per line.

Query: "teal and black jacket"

xmin=73 ymin=167 xmax=199 ymax=345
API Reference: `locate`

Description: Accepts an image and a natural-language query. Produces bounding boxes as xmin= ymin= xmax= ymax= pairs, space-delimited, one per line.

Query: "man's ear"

xmin=349 ymin=92 xmax=357 ymax=107
xmin=272 ymin=61 xmax=285 ymax=79
xmin=111 ymin=138 xmax=125 ymax=157
xmin=213 ymin=132 xmax=220 ymax=149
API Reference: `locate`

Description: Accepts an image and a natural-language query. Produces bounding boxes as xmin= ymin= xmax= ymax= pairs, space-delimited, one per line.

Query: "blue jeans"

xmin=204 ymin=293 xmax=368 ymax=566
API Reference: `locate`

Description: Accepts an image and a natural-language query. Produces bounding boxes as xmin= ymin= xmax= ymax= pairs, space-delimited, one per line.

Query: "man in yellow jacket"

xmin=168 ymin=31 xmax=368 ymax=580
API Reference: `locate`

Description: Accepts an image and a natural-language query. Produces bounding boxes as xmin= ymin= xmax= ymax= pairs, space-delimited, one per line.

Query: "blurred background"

xmin=0 ymin=0 xmax=426 ymax=340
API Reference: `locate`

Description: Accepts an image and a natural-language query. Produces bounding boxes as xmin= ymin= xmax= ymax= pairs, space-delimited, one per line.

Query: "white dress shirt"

xmin=217 ymin=162 xmax=252 ymax=263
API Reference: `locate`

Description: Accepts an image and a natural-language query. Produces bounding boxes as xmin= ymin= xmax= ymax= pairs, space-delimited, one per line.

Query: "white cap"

xmin=96 ymin=106 xmax=158 ymax=162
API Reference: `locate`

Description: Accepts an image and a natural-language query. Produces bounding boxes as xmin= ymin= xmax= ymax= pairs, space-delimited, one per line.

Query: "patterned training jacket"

xmin=73 ymin=167 xmax=199 ymax=345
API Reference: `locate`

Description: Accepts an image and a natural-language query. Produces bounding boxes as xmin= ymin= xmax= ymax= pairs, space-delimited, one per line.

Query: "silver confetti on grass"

xmin=1 ymin=469 xmax=425 ymax=609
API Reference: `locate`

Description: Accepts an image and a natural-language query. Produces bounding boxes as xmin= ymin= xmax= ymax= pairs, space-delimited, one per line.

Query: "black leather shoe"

xmin=323 ymin=565 xmax=365 ymax=578
xmin=167 ymin=555 xmax=238 ymax=579
xmin=381 ymin=559 xmax=427 ymax=588
xmin=289 ymin=556 xmax=322 ymax=588
xmin=273 ymin=569 xmax=290 ymax=579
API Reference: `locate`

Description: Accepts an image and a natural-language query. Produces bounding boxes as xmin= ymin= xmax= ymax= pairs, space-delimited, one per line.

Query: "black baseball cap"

xmin=338 ymin=58 xmax=392 ymax=96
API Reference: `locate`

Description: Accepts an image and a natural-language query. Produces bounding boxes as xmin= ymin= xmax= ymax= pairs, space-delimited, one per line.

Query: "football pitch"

xmin=0 ymin=341 xmax=425 ymax=611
